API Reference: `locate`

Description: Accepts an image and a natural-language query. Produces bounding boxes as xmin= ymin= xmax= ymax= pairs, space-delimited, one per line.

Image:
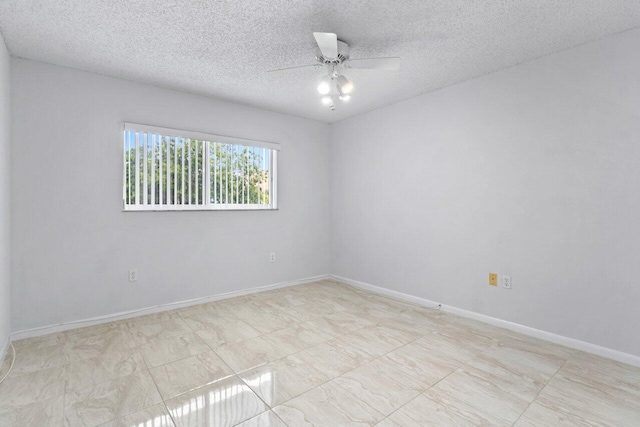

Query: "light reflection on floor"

xmin=167 ymin=374 xmax=272 ymax=426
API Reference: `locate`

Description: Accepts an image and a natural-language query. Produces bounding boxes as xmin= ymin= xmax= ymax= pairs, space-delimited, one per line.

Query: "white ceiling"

xmin=1 ymin=1 xmax=639 ymax=123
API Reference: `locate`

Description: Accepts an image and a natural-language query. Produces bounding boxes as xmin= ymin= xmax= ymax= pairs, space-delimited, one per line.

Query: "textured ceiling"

xmin=1 ymin=1 xmax=639 ymax=123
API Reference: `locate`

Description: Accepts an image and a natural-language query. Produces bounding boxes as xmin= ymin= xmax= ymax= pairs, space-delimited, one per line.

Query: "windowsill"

xmin=123 ymin=206 xmax=278 ymax=212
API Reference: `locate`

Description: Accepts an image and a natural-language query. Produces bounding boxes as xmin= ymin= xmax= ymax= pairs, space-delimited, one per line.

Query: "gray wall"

xmin=10 ymin=59 xmax=331 ymax=332
xmin=330 ymin=28 xmax=640 ymax=356
xmin=0 ymin=33 xmax=10 ymax=351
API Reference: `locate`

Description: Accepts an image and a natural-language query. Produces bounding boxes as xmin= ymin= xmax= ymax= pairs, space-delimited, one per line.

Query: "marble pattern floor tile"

xmin=194 ymin=318 xmax=262 ymax=347
xmin=58 ymin=322 xmax=124 ymax=342
xmin=129 ymin=318 xmax=193 ymax=346
xmin=165 ymin=376 xmax=267 ymax=427
xmin=302 ymin=310 xmax=374 ymax=337
xmin=240 ymin=353 xmax=330 ymax=406
xmin=559 ymin=350 xmax=640 ymax=400
xmin=234 ymin=410 xmax=287 ymax=427
xmin=0 ymin=353 xmax=9 ymax=383
xmin=375 ymin=394 xmax=478 ymax=426
xmin=380 ymin=341 xmax=461 ymax=388
xmin=311 ymin=295 xmax=360 ymax=313
xmin=413 ymin=328 xmax=493 ymax=365
xmin=101 ymin=403 xmax=175 ymax=427
xmin=175 ymin=302 xmax=221 ymax=318
xmin=445 ymin=314 xmax=510 ymax=341
xmin=273 ymin=302 xmax=338 ymax=323
xmin=240 ymin=309 xmax=299 ymax=335
xmin=214 ymin=299 xmax=269 ymax=320
xmin=0 ymin=395 xmax=65 ymax=427
xmin=140 ymin=332 xmax=211 ymax=368
xmin=330 ymin=325 xmax=418 ymax=360
xmin=6 ymin=341 xmax=66 ymax=376
xmin=501 ymin=332 xmax=575 ymax=361
xmin=513 ymin=401 xmax=603 ymax=427
xmin=379 ymin=317 xmax=436 ymax=337
xmin=260 ymin=292 xmax=311 ymax=311
xmin=12 ymin=333 xmax=65 ymax=351
xmin=149 ymin=351 xmax=234 ymax=400
xmin=424 ymin=366 xmax=535 ymax=426
xmin=64 ymin=370 xmax=162 ymax=426
xmin=534 ymin=371 xmax=640 ymax=425
xmin=64 ymin=348 xmax=147 ymax=392
xmin=3 ymin=280 xmax=640 ymax=426
xmin=265 ymin=323 xmax=334 ymax=355
xmin=463 ymin=345 xmax=566 ymax=403
xmin=213 ymin=335 xmax=290 ymax=373
xmin=296 ymin=340 xmax=371 ymax=379
xmin=273 ymin=380 xmax=385 ymax=427
xmin=383 ymin=307 xmax=444 ymax=335
xmin=62 ymin=326 xmax=137 ymax=363
xmin=0 ymin=366 xmax=65 ymax=409
xmin=349 ymin=306 xmax=406 ymax=325
xmin=333 ymin=357 xmax=425 ymax=417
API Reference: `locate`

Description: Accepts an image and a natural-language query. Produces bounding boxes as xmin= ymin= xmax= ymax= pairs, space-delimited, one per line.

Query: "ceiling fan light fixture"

xmin=337 ymin=75 xmax=353 ymax=94
xmin=317 ymin=76 xmax=332 ymax=95
xmin=268 ymin=32 xmax=401 ymax=111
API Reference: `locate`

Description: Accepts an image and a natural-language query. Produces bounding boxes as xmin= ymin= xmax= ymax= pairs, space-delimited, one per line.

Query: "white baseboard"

xmin=331 ymin=274 xmax=640 ymax=368
xmin=11 ymin=274 xmax=331 ymax=341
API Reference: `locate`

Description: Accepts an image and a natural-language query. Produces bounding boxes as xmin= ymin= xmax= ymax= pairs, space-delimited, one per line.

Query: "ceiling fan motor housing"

xmin=315 ymin=40 xmax=350 ymax=65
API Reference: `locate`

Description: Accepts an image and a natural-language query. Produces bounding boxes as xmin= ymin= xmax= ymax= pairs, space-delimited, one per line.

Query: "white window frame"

xmin=123 ymin=122 xmax=279 ymax=211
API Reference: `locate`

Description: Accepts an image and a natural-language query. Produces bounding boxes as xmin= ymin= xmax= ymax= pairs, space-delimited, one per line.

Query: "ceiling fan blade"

xmin=348 ymin=57 xmax=401 ymax=70
xmin=267 ymin=64 xmax=320 ymax=73
xmin=313 ymin=32 xmax=338 ymax=59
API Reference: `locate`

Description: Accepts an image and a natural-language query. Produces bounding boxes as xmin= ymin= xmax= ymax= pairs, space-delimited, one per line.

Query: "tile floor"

xmin=1 ymin=279 xmax=639 ymax=426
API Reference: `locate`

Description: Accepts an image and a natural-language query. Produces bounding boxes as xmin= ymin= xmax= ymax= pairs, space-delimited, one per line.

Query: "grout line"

xmin=371 ymin=347 xmax=493 ymax=425
xmin=271 ymin=410 xmax=290 ymax=427
xmin=163 ymin=399 xmax=179 ymax=427
xmin=235 ymin=373 xmax=274 ymax=416
xmin=374 ymin=364 xmax=462 ymax=426
xmin=322 ymin=322 xmax=476 ymax=423
xmin=62 ymin=386 xmax=68 ymax=426
xmin=374 ymin=396 xmax=419 ymax=425
xmin=509 ymin=356 xmax=570 ymax=426
xmin=137 ymin=356 xmax=163 ymax=424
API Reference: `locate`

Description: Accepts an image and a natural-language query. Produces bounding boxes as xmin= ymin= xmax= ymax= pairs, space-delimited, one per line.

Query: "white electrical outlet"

xmin=502 ymin=275 xmax=511 ymax=289
xmin=269 ymin=252 xmax=276 ymax=263
xmin=129 ymin=270 xmax=138 ymax=282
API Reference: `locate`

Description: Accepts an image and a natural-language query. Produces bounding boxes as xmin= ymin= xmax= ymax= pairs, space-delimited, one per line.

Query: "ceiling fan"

xmin=268 ymin=32 xmax=401 ymax=110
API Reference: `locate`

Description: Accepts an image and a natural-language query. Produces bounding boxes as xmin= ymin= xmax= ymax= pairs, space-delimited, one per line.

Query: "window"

xmin=123 ymin=123 xmax=279 ymax=211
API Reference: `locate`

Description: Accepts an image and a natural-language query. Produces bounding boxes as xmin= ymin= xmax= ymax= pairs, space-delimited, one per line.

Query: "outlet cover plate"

xmin=502 ymin=275 xmax=512 ymax=289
